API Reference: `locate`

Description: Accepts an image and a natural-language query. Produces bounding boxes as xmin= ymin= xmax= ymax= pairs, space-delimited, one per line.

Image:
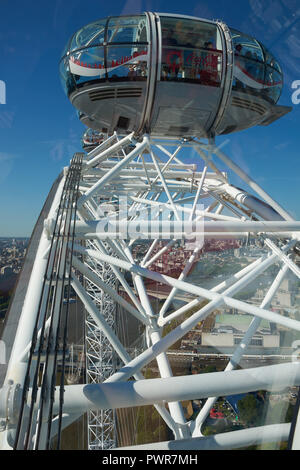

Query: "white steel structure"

xmin=0 ymin=131 xmax=300 ymax=450
xmin=0 ymin=11 xmax=300 ymax=451
xmin=83 ymin=241 xmax=117 ymax=450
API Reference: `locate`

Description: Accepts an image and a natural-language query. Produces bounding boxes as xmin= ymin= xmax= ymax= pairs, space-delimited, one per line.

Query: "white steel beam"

xmin=117 ymin=423 xmax=290 ymax=451
xmin=83 ymin=132 xmax=134 ymax=171
xmin=47 ymin=362 xmax=300 ymax=415
xmin=119 ymin=242 xmax=189 ymax=439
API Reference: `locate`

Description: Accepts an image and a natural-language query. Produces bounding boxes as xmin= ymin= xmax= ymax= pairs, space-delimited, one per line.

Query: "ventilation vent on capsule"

xmin=89 ymin=89 xmax=115 ymax=101
xmin=89 ymin=87 xmax=143 ymax=102
xmin=231 ymin=97 xmax=267 ymax=116
xmin=116 ymin=87 xmax=142 ymax=98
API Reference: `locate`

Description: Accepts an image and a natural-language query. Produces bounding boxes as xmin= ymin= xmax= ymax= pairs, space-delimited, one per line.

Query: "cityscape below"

xmin=1 ymin=235 xmax=299 ymax=448
xmin=0 ymin=238 xmax=29 ymax=329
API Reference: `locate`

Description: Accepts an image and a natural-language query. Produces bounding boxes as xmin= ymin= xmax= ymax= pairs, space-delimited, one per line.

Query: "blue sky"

xmin=0 ymin=0 xmax=299 ymax=236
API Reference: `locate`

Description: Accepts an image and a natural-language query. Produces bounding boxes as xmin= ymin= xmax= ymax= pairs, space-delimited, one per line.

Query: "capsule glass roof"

xmin=60 ymin=14 xmax=284 ymax=105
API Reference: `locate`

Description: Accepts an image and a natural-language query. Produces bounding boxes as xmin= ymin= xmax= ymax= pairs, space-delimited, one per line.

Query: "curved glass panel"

xmin=263 ymin=46 xmax=282 ymax=73
xmin=230 ymin=29 xmax=283 ymax=104
xmin=161 ymin=17 xmax=220 ymax=49
xmin=264 ymin=66 xmax=282 ymax=103
xmin=59 ymin=57 xmax=76 ymax=96
xmin=61 ymin=34 xmax=74 ymax=59
xmin=265 ymin=66 xmax=282 ymax=87
xmin=233 ymin=55 xmax=265 ymax=84
xmin=60 ymin=15 xmax=150 ymax=93
xmin=107 ymin=15 xmax=148 ymax=43
xmin=231 ymin=29 xmax=264 ymax=62
xmin=160 ymin=17 xmax=222 ymax=86
xmin=107 ymin=45 xmax=148 ymax=81
xmin=68 ymin=46 xmax=105 ymax=88
xmin=70 ymin=19 xmax=106 ymax=51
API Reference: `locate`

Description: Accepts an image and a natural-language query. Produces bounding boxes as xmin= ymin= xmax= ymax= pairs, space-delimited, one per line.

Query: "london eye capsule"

xmin=81 ymin=128 xmax=107 ymax=152
xmin=59 ymin=13 xmax=291 ymax=138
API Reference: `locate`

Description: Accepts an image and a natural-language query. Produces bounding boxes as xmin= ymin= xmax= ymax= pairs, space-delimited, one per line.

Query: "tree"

xmin=237 ymin=394 xmax=260 ymax=426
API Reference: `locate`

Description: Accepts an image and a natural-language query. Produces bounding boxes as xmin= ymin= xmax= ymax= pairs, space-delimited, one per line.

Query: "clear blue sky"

xmin=0 ymin=0 xmax=299 ymax=236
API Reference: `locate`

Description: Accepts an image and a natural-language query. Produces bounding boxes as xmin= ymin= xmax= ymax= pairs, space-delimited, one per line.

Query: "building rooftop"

xmin=215 ymin=313 xmax=271 ymax=332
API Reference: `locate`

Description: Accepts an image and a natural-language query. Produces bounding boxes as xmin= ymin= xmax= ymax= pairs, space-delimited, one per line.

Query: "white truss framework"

xmin=83 ymin=241 xmax=117 ymax=450
xmin=1 ymin=132 xmax=300 ymax=450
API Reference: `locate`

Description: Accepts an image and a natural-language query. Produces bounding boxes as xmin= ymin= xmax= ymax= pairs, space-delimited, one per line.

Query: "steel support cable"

xmin=24 ymin=160 xmax=77 ymax=450
xmin=42 ymin=156 xmax=81 ymax=448
xmin=44 ymin=209 xmax=73 ymax=448
xmin=35 ymin=154 xmax=83 ymax=450
xmin=56 ymin=157 xmax=83 ymax=428
xmin=55 ymin=154 xmax=83 ymax=449
xmin=46 ymin=156 xmax=82 ymax=448
xmin=44 ymin=154 xmax=82 ymax=449
xmin=28 ymin=161 xmax=78 ymax=449
xmin=13 ymin=170 xmax=72 ymax=450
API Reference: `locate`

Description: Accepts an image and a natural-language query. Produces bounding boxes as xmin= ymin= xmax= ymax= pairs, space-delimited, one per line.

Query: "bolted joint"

xmin=147 ymin=317 xmax=163 ymax=333
xmin=145 ymin=322 xmax=164 ymax=348
xmin=0 ymin=382 xmax=22 ymax=429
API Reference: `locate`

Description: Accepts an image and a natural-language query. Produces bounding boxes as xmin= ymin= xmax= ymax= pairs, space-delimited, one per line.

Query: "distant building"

xmin=201 ymin=313 xmax=280 ymax=348
xmin=274 ymin=274 xmax=297 ymax=308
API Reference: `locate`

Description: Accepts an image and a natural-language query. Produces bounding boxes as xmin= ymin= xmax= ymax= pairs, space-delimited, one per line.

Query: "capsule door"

xmin=150 ymin=14 xmax=225 ymax=138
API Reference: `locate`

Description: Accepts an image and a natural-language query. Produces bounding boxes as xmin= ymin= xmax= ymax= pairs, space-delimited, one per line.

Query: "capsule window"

xmin=59 ymin=58 xmax=75 ymax=96
xmin=234 ymin=55 xmax=265 ymax=82
xmin=161 ymin=17 xmax=221 ymax=50
xmin=160 ymin=17 xmax=222 ymax=86
xmin=231 ymin=29 xmax=264 ymax=62
xmin=70 ymin=20 xmax=106 ymax=51
xmin=107 ymin=45 xmax=148 ymax=82
xmin=262 ymin=46 xmax=282 ymax=74
xmin=68 ymin=47 xmax=106 ymax=88
xmin=265 ymin=66 xmax=282 ymax=87
xmin=231 ymin=29 xmax=283 ymax=104
xmin=262 ymin=46 xmax=283 ymax=102
xmin=264 ymin=66 xmax=282 ymax=103
xmin=107 ymin=16 xmax=148 ymax=44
